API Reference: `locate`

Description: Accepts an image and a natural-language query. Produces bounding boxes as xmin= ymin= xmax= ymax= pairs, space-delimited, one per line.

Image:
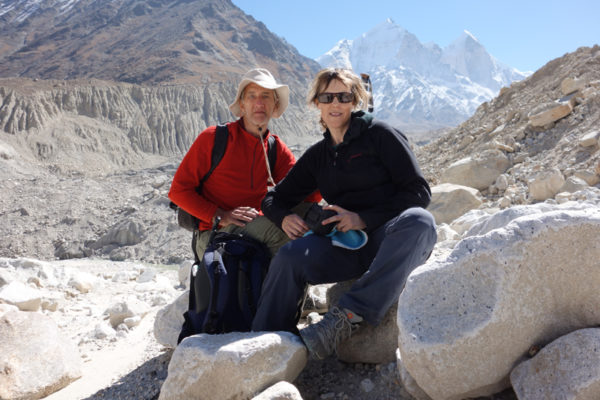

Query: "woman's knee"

xmin=388 ymin=207 xmax=436 ymax=234
xmin=268 ymin=240 xmax=305 ymax=276
xmin=269 ymin=236 xmax=333 ymax=280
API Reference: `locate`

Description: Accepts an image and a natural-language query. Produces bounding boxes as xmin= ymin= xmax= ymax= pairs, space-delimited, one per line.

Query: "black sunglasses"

xmin=317 ymin=92 xmax=354 ymax=104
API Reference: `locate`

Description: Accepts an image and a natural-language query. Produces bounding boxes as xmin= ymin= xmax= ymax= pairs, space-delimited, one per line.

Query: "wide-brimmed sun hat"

xmin=229 ymin=68 xmax=290 ymax=119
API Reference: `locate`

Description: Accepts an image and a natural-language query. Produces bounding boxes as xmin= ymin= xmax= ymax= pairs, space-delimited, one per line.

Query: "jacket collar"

xmin=237 ymin=118 xmax=271 ymax=141
xmin=323 ymin=111 xmax=373 ymax=148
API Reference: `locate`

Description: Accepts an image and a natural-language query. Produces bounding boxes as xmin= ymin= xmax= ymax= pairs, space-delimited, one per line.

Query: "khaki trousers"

xmin=195 ymin=202 xmax=312 ymax=258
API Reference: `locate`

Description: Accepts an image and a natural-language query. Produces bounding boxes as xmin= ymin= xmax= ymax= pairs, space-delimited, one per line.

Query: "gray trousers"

xmin=251 ymin=207 xmax=437 ymax=332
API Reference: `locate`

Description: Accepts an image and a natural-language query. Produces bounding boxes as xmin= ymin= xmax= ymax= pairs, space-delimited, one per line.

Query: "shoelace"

xmin=318 ymin=307 xmax=356 ymax=355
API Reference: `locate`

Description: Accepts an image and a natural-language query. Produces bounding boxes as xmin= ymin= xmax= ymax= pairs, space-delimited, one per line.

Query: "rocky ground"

xmin=0 ymin=156 xmax=415 ymax=400
xmin=1 ymin=157 xmax=520 ymax=400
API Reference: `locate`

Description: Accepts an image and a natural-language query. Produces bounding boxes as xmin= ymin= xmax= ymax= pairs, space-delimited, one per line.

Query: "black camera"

xmin=304 ymin=203 xmax=337 ymax=235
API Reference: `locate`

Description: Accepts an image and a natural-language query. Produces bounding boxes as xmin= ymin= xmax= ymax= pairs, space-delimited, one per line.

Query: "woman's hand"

xmin=322 ymin=204 xmax=366 ymax=232
xmin=282 ymin=214 xmax=310 ymax=240
xmin=215 ymin=207 xmax=259 ymax=227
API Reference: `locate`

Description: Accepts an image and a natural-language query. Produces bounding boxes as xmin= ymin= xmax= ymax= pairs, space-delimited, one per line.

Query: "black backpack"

xmin=170 ymin=124 xmax=278 ymax=232
xmin=177 ymin=219 xmax=271 ymax=342
xmin=173 ymin=124 xmax=277 ymax=341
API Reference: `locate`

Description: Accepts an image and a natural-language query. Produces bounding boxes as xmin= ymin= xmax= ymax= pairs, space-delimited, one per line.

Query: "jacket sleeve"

xmin=168 ymin=128 xmax=219 ymax=224
xmin=358 ymin=125 xmax=431 ymax=230
xmin=262 ymin=148 xmax=320 ymax=228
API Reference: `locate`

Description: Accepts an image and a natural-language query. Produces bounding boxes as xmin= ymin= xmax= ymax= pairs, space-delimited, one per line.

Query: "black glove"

xmin=304 ymin=203 xmax=337 ymax=236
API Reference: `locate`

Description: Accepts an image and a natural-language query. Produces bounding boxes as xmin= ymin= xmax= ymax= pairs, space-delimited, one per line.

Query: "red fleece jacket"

xmin=169 ymin=120 xmax=315 ymax=231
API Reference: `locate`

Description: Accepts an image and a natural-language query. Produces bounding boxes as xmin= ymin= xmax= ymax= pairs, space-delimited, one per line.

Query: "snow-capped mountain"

xmin=317 ymin=19 xmax=529 ymax=139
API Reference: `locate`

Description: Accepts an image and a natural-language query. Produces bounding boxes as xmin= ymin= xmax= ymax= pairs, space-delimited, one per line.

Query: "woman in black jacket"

xmin=252 ymin=68 xmax=437 ymax=360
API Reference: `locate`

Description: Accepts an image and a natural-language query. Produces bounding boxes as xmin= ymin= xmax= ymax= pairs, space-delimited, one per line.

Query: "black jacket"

xmin=262 ymin=111 xmax=431 ymax=232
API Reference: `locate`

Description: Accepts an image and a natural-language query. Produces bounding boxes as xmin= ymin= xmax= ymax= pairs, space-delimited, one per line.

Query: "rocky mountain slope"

xmin=0 ymin=0 xmax=318 ymax=85
xmin=416 ymin=45 xmax=600 ymax=207
xmin=317 ymin=19 xmax=529 ymax=139
xmin=0 ymin=77 xmax=319 ymax=173
xmin=0 ymin=0 xmax=323 ymax=169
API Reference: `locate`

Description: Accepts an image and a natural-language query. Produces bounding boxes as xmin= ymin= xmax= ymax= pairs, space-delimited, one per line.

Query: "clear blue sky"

xmin=231 ymin=0 xmax=600 ymax=73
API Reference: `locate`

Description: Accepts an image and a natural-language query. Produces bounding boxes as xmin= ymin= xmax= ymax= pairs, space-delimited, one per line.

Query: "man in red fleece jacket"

xmin=169 ymin=68 xmax=315 ymax=257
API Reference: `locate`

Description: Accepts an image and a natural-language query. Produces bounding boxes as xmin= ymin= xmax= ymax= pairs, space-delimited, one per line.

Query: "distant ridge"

xmin=0 ymin=0 xmax=320 ymax=85
xmin=0 ymin=0 xmax=324 ymax=166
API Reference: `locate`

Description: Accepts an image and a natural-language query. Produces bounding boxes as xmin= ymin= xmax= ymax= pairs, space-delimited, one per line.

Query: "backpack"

xmin=177 ymin=219 xmax=271 ymax=342
xmin=170 ymin=124 xmax=278 ymax=232
xmin=173 ymin=124 xmax=277 ymax=342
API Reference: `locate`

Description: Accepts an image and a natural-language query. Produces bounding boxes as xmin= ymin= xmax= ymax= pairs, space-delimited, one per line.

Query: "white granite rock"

xmin=428 ymin=183 xmax=483 ymax=225
xmin=0 ymin=281 xmax=42 ymax=311
xmin=252 ymin=381 xmax=303 ymax=400
xmin=158 ymin=332 xmax=307 ymax=400
xmin=154 ymin=290 xmax=188 ymax=348
xmin=440 ymin=150 xmax=510 ymax=191
xmin=0 ymin=309 xmax=82 ymax=400
xmin=510 ymin=328 xmax=600 ymax=399
xmin=397 ymin=205 xmax=600 ymax=400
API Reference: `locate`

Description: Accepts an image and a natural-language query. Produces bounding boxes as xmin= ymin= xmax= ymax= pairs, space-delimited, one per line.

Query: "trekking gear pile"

xmin=178 ymin=217 xmax=271 ymax=342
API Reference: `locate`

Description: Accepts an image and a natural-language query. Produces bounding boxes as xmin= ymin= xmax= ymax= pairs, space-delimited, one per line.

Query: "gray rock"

xmin=158 ymin=332 xmax=307 ymax=400
xmin=528 ymin=167 xmax=565 ymax=201
xmin=92 ymin=220 xmax=146 ymax=249
xmin=328 ymin=281 xmax=399 ymax=364
xmin=511 ymin=328 xmax=600 ymax=400
xmin=0 ymin=309 xmax=82 ymax=400
xmin=0 ymin=281 xmax=41 ymax=311
xmin=106 ymin=298 xmax=150 ymax=328
xmin=397 ymin=205 xmax=600 ymax=400
xmin=396 ymin=349 xmax=432 ymax=400
xmin=440 ymin=150 xmax=510 ymax=190
xmin=154 ymin=291 xmax=187 ymax=348
xmin=429 ymin=183 xmax=483 ymax=225
xmin=559 ymin=176 xmax=589 ymax=194
xmin=252 ymin=381 xmax=303 ymax=400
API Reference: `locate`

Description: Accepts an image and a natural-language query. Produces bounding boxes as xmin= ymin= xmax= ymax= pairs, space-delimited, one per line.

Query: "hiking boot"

xmin=299 ymin=306 xmax=360 ymax=360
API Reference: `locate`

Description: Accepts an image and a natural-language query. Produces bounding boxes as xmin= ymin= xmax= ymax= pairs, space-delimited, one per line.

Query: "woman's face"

xmin=317 ymin=79 xmax=354 ymax=134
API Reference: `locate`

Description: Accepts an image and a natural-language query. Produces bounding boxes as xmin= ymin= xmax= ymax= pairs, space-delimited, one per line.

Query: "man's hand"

xmin=215 ymin=207 xmax=259 ymax=227
xmin=282 ymin=214 xmax=310 ymax=240
xmin=322 ymin=204 xmax=366 ymax=232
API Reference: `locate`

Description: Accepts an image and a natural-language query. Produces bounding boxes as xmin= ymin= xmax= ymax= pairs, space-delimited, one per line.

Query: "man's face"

xmin=239 ymin=83 xmax=278 ymax=129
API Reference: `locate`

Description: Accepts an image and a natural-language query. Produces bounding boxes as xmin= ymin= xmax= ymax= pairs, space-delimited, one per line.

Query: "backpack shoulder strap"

xmin=199 ymin=124 xmax=229 ymax=185
xmin=266 ymin=134 xmax=277 ymax=176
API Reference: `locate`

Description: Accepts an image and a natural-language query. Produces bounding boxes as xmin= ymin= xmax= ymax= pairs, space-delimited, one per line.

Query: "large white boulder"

xmin=0 ymin=309 xmax=82 ymax=400
xmin=0 ymin=281 xmax=41 ymax=311
xmin=158 ymin=332 xmax=307 ymax=400
xmin=510 ymin=328 xmax=600 ymax=399
xmin=154 ymin=290 xmax=187 ymax=348
xmin=528 ymin=99 xmax=574 ymax=127
xmin=397 ymin=205 xmax=600 ymax=400
xmin=440 ymin=149 xmax=510 ymax=190
xmin=252 ymin=381 xmax=303 ymax=400
xmin=528 ymin=167 xmax=565 ymax=201
xmin=428 ymin=183 xmax=483 ymax=225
